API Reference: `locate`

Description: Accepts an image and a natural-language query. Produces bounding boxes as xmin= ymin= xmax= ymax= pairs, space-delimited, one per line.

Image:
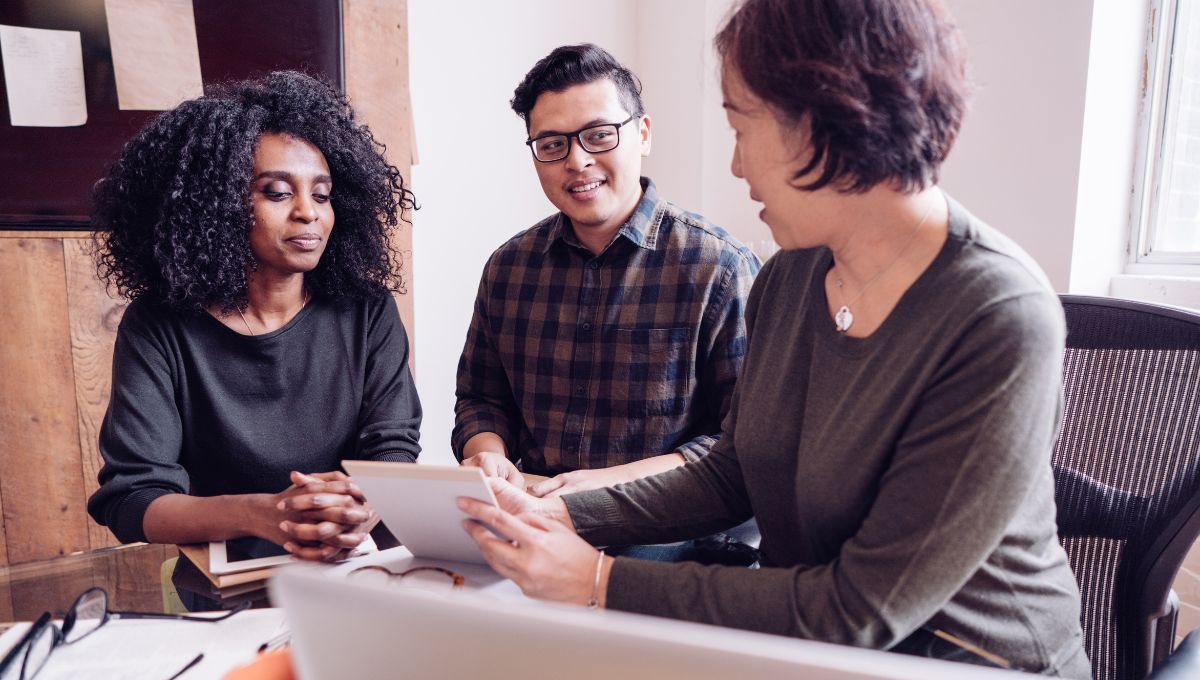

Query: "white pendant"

xmin=835 ymin=305 xmax=854 ymax=333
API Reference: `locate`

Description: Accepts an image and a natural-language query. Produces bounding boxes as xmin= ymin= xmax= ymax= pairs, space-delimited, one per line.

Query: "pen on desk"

xmin=165 ymin=652 xmax=204 ymax=679
xmin=258 ymin=631 xmax=291 ymax=653
xmin=931 ymin=629 xmax=1011 ymax=668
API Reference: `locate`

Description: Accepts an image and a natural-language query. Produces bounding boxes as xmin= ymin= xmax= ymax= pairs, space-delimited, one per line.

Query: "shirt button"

xmin=574 ymin=386 xmax=585 ymax=395
xmin=582 ymin=322 xmax=592 ymax=331
xmin=587 ymin=261 xmax=599 ymax=269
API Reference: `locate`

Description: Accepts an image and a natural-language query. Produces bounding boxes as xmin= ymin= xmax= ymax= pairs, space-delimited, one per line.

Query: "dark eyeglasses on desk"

xmin=0 ymin=586 xmax=247 ymax=680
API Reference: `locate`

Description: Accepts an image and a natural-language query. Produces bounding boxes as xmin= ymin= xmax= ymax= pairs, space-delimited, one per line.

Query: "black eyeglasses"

xmin=525 ymin=115 xmax=636 ymax=162
xmin=0 ymin=587 xmax=247 ymax=680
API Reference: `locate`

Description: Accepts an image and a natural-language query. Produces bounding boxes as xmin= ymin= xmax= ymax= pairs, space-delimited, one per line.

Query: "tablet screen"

xmin=225 ymin=536 xmax=289 ymax=563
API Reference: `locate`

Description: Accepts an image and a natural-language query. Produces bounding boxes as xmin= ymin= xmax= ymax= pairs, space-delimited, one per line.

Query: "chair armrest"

xmin=1149 ymin=629 xmax=1200 ymax=680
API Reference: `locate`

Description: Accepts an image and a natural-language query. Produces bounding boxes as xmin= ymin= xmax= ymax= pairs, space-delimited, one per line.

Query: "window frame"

xmin=1130 ymin=0 xmax=1200 ymax=273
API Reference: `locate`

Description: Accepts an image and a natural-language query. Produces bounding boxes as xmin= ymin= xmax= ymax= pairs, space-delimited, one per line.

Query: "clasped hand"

xmin=271 ymin=470 xmax=375 ymax=561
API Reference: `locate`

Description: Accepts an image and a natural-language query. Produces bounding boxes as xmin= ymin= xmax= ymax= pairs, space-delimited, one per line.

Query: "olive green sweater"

xmin=564 ymin=198 xmax=1090 ymax=677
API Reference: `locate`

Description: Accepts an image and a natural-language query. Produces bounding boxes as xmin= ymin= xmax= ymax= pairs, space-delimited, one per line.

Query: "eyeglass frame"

xmin=347 ymin=565 xmax=465 ymax=589
xmin=524 ymin=115 xmax=637 ymax=163
xmin=0 ymin=586 xmax=248 ymax=680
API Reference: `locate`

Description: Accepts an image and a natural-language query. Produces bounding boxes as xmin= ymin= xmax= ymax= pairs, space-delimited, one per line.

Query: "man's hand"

xmin=457 ymin=495 xmax=608 ymax=606
xmin=462 ymin=451 xmax=526 ymax=489
xmin=527 ymin=454 xmax=686 ymax=498
xmin=527 ymin=466 xmax=633 ymax=498
xmin=483 ymin=477 xmax=573 ymax=529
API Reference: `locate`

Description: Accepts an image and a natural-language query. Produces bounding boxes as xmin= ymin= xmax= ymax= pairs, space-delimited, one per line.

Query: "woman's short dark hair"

xmin=511 ymin=43 xmax=644 ymax=129
xmin=716 ymin=0 xmax=969 ymax=194
xmin=93 ymin=70 xmax=415 ymax=313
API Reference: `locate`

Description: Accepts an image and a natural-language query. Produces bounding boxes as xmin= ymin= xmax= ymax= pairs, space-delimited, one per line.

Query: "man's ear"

xmin=639 ymin=114 xmax=652 ymax=156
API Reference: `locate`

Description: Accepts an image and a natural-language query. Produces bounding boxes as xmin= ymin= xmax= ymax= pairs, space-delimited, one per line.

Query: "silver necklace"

xmin=236 ymin=289 xmax=309 ymax=336
xmin=832 ymin=200 xmax=936 ymax=333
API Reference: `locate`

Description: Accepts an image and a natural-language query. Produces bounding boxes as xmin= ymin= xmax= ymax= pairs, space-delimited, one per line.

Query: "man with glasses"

xmin=454 ymin=44 xmax=760 ymax=561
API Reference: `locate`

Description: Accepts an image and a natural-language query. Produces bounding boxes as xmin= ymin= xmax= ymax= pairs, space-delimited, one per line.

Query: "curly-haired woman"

xmin=87 ymin=71 xmax=421 ymax=562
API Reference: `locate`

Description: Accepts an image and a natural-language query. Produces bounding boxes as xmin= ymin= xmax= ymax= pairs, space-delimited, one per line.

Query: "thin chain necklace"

xmin=236 ymin=289 xmax=309 ymax=337
xmin=832 ymin=199 xmax=936 ymax=333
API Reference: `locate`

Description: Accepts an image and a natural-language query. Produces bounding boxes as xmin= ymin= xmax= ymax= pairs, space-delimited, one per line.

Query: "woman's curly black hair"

xmin=93 ymin=70 xmax=415 ymax=312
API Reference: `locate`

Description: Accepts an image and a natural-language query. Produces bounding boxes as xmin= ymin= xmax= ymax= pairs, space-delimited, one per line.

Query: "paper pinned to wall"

xmin=0 ymin=25 xmax=87 ymax=127
xmin=104 ymin=0 xmax=204 ymax=111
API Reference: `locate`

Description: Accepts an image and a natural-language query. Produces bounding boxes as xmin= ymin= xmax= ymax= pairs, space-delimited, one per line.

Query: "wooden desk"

xmin=0 ymin=474 xmax=545 ymax=632
xmin=0 ymin=542 xmax=276 ymax=636
xmin=0 ymin=543 xmax=176 ymax=633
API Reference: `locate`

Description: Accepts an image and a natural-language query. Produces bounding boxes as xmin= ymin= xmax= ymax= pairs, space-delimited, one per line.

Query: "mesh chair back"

xmin=1053 ymin=295 xmax=1200 ymax=680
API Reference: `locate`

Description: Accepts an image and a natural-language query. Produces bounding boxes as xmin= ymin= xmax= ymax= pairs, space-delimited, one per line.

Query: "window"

xmin=1133 ymin=0 xmax=1200 ymax=270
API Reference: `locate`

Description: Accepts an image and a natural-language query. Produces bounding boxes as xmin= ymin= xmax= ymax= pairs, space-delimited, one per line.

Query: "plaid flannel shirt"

xmin=452 ymin=178 xmax=760 ymax=475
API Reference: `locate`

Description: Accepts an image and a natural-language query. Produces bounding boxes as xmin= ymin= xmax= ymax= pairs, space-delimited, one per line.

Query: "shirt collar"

xmin=543 ymin=177 xmax=663 ymax=254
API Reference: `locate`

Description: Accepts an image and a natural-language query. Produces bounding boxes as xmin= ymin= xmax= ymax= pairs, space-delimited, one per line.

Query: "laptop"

xmin=270 ymin=565 xmax=1016 ymax=680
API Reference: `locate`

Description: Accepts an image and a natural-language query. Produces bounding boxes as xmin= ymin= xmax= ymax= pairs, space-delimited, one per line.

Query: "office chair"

xmin=1052 ymin=295 xmax=1200 ymax=680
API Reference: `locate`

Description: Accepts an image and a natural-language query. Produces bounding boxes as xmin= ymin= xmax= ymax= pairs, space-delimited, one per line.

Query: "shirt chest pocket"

xmin=609 ymin=327 xmax=693 ymax=416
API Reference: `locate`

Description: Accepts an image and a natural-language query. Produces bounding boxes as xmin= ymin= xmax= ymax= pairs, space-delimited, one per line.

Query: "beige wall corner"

xmin=343 ymin=0 xmax=418 ymax=371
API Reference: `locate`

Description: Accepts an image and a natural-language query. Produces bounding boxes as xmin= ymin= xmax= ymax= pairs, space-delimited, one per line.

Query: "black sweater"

xmin=87 ymin=293 xmax=422 ymax=543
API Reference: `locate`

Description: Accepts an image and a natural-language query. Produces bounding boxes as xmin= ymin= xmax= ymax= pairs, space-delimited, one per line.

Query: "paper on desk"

xmin=0 ymin=609 xmax=286 ymax=680
xmin=0 ymin=25 xmax=87 ymax=127
xmin=104 ymin=0 xmax=204 ymax=110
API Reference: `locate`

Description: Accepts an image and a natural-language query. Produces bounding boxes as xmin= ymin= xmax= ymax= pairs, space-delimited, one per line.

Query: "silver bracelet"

xmin=586 ymin=549 xmax=605 ymax=609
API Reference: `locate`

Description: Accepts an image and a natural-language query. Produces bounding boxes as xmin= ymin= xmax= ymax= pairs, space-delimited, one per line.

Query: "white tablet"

xmin=341 ymin=460 xmax=501 ymax=564
xmin=209 ymin=525 xmax=379 ymax=575
xmin=209 ymin=536 xmax=294 ymax=575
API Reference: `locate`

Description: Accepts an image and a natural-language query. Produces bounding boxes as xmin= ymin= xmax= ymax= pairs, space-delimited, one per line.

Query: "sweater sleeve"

xmin=563 ymin=391 xmax=756 ymax=545
xmin=354 ymin=296 xmax=422 ymax=463
xmin=87 ymin=310 xmax=189 ymax=544
xmin=569 ymin=292 xmax=1066 ymax=649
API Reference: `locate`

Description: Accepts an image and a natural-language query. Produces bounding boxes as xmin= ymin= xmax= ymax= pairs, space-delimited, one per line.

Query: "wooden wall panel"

xmin=0 ymin=8 xmax=417 ymax=568
xmin=63 ymin=239 xmax=126 ymax=551
xmin=0 ymin=239 xmax=91 ymax=563
xmin=0 ymin=584 xmax=12 ymax=624
xmin=0 ymin=439 xmax=7 ymax=566
xmin=343 ymin=0 xmax=417 ymax=365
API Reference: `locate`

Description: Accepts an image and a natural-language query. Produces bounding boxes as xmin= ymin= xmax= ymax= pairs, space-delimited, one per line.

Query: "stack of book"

xmin=175 ymin=544 xmax=275 ymax=603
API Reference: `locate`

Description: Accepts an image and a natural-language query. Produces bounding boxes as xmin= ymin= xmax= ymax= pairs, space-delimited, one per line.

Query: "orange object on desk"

xmin=222 ymin=648 xmax=294 ymax=680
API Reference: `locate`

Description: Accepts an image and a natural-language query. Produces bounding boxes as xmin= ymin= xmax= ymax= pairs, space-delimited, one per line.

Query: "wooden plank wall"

xmin=0 ymin=0 xmax=414 ymax=567
xmin=344 ymin=0 xmax=417 ymax=347
xmin=0 ymin=235 xmax=119 ymax=565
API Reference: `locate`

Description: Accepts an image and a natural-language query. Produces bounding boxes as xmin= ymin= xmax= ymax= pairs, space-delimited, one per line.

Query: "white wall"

xmin=939 ymin=0 xmax=1096 ymax=292
xmin=408 ymin=0 xmax=1152 ymax=461
xmin=1072 ymin=0 xmax=1150 ymax=296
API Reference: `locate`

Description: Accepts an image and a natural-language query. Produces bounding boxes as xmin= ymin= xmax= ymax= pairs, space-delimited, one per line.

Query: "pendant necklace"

xmin=237 ymin=289 xmax=309 ymax=336
xmin=832 ymin=200 xmax=936 ymax=333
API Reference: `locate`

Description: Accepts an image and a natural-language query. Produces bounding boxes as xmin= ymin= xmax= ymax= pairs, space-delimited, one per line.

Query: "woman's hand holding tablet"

xmin=341 ymin=461 xmax=504 ymax=564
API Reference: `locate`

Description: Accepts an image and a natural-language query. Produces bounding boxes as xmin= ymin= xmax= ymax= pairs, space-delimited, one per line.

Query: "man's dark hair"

xmin=93 ymin=70 xmax=415 ymax=313
xmin=716 ymin=0 xmax=970 ymax=193
xmin=511 ymin=43 xmax=645 ymax=129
